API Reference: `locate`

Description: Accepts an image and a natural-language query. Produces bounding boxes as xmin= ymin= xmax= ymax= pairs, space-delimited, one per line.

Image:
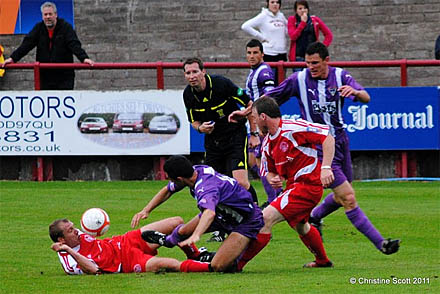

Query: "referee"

xmin=182 ymin=57 xmax=259 ymax=207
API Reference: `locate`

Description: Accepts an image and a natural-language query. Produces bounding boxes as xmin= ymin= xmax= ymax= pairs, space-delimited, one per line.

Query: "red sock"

xmin=299 ymin=225 xmax=329 ymax=264
xmin=179 ymin=243 xmax=200 ymax=259
xmin=237 ymin=233 xmax=271 ymax=271
xmin=180 ymin=260 xmax=210 ymax=272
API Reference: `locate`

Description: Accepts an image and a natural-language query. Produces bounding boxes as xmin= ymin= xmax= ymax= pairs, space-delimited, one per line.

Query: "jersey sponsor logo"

xmin=328 ymin=87 xmax=338 ymax=96
xmin=279 ymin=141 xmax=289 ymax=153
xmin=216 ymin=109 xmax=225 ymax=118
xmin=311 ymin=100 xmax=337 ymax=115
xmin=133 ymin=264 xmax=142 ymax=273
xmin=306 ymin=126 xmax=322 ymax=133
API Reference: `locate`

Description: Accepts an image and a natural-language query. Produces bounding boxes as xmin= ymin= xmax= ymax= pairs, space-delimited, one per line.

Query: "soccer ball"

xmin=80 ymin=208 xmax=110 ymax=237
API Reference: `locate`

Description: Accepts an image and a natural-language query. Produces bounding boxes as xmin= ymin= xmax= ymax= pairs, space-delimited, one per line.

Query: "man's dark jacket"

xmin=11 ymin=18 xmax=89 ymax=83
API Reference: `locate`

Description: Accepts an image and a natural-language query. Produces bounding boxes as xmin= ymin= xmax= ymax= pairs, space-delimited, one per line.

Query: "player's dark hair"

xmin=252 ymin=97 xmax=281 ymax=118
xmin=246 ymin=39 xmax=264 ymax=53
xmin=294 ymin=0 xmax=309 ymax=11
xmin=49 ymin=219 xmax=69 ymax=242
xmin=266 ymin=0 xmax=282 ymax=8
xmin=164 ymin=155 xmax=194 ymax=180
xmin=305 ymin=42 xmax=329 ymax=60
xmin=183 ymin=58 xmax=204 ymax=71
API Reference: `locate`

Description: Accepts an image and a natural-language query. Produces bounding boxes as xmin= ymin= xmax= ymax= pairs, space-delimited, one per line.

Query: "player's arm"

xmin=51 ymin=243 xmax=99 ymax=275
xmin=320 ymin=134 xmax=335 ymax=188
xmin=246 ymin=100 xmax=261 ymax=148
xmin=338 ymin=86 xmax=370 ymax=103
xmin=131 ymin=185 xmax=174 ymax=228
xmin=178 ymin=209 xmax=215 ymax=247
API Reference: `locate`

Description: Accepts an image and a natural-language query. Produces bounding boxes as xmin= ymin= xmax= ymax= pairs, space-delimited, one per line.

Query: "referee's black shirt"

xmin=183 ymin=74 xmax=250 ymax=140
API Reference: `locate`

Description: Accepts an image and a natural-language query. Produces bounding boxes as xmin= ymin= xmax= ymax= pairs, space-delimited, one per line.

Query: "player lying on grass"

xmin=49 ymin=216 xmax=214 ymax=275
xmin=133 ymin=155 xmax=264 ymax=272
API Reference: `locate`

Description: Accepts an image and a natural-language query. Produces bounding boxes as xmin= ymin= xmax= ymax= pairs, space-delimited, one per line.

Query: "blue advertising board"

xmin=13 ymin=0 xmax=74 ymax=34
xmin=190 ymin=87 xmax=440 ymax=151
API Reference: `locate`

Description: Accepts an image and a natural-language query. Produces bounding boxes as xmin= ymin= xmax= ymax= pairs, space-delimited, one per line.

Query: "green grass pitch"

xmin=0 ymin=180 xmax=438 ymax=294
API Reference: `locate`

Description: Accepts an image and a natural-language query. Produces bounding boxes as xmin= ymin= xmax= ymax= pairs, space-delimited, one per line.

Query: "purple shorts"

xmin=207 ymin=205 xmax=264 ymax=240
xmin=317 ymin=131 xmax=353 ymax=189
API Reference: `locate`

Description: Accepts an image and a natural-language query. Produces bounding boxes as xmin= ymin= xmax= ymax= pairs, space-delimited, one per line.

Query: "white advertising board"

xmin=0 ymin=90 xmax=189 ymax=155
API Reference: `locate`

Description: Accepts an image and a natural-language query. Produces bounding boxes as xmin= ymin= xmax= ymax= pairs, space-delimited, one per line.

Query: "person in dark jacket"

xmin=435 ymin=35 xmax=440 ymax=60
xmin=1 ymin=2 xmax=93 ymax=89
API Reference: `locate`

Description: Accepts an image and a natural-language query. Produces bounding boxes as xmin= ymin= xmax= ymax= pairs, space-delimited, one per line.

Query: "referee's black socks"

xmin=248 ymin=184 xmax=258 ymax=204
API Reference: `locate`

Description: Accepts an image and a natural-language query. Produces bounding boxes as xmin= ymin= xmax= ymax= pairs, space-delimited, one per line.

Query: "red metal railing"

xmin=3 ymin=59 xmax=440 ymax=180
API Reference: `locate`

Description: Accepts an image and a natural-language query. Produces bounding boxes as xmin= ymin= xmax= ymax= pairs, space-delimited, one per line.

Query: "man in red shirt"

xmin=236 ymin=96 xmax=335 ymax=270
xmin=49 ymin=216 xmax=212 ymax=275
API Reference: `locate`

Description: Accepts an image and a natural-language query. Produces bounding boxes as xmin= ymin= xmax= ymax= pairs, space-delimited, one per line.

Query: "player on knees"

xmin=142 ymin=155 xmax=264 ymax=272
xmin=49 ymin=216 xmax=210 ymax=275
xmin=230 ymin=97 xmax=335 ymax=270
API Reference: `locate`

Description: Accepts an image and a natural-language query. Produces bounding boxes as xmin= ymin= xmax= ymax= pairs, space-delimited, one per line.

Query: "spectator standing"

xmin=0 ymin=45 xmax=5 ymax=77
xmin=1 ymin=2 xmax=93 ymax=89
xmin=288 ymin=0 xmax=332 ymax=71
xmin=435 ymin=35 xmax=440 ymax=60
xmin=241 ymin=0 xmax=288 ymax=83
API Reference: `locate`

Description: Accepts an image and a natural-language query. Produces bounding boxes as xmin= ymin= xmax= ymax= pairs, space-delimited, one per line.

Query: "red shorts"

xmin=270 ymin=182 xmax=323 ymax=227
xmin=116 ymin=229 xmax=158 ymax=273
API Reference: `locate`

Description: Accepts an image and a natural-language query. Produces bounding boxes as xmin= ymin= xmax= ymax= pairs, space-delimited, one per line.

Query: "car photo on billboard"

xmin=148 ymin=115 xmax=178 ymax=134
xmin=80 ymin=117 xmax=109 ymax=133
xmin=112 ymin=113 xmax=144 ymax=133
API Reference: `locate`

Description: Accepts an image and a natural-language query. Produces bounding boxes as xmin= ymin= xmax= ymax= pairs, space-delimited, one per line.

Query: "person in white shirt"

xmin=241 ymin=0 xmax=288 ymax=83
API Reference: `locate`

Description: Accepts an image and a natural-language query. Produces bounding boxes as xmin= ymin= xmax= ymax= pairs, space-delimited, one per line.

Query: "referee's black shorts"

xmin=204 ymin=126 xmax=248 ymax=177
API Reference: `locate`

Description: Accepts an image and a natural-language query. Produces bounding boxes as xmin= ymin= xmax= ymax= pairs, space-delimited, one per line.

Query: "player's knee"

xmin=169 ymin=216 xmax=184 ymax=228
xmin=340 ymin=193 xmax=357 ymax=209
xmin=209 ymin=260 xmax=229 ymax=272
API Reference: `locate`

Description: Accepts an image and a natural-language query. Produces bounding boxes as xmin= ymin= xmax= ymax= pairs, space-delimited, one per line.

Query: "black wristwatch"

xmin=250 ymin=131 xmax=259 ymax=137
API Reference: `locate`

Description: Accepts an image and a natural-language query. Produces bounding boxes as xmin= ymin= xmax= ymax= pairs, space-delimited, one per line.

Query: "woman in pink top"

xmin=288 ymin=0 xmax=332 ymax=71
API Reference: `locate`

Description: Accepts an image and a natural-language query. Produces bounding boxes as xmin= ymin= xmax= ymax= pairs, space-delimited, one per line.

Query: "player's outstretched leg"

xmin=346 ymin=206 xmax=400 ymax=254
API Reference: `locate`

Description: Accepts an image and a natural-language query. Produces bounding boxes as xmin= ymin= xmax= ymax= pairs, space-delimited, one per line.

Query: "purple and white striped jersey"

xmin=245 ymin=62 xmax=275 ymax=101
xmin=266 ymin=66 xmax=364 ymax=137
xmin=167 ymin=165 xmax=255 ymax=215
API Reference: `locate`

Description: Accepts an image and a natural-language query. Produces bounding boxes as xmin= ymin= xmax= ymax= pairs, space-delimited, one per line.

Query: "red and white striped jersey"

xmin=56 ymin=230 xmax=121 ymax=275
xmin=260 ymin=118 xmax=329 ymax=188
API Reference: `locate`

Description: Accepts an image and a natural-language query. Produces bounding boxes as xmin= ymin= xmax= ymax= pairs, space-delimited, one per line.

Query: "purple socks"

xmin=311 ymin=193 xmax=342 ymax=219
xmin=345 ymin=206 xmax=384 ymax=250
xmin=164 ymin=224 xmax=186 ymax=248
